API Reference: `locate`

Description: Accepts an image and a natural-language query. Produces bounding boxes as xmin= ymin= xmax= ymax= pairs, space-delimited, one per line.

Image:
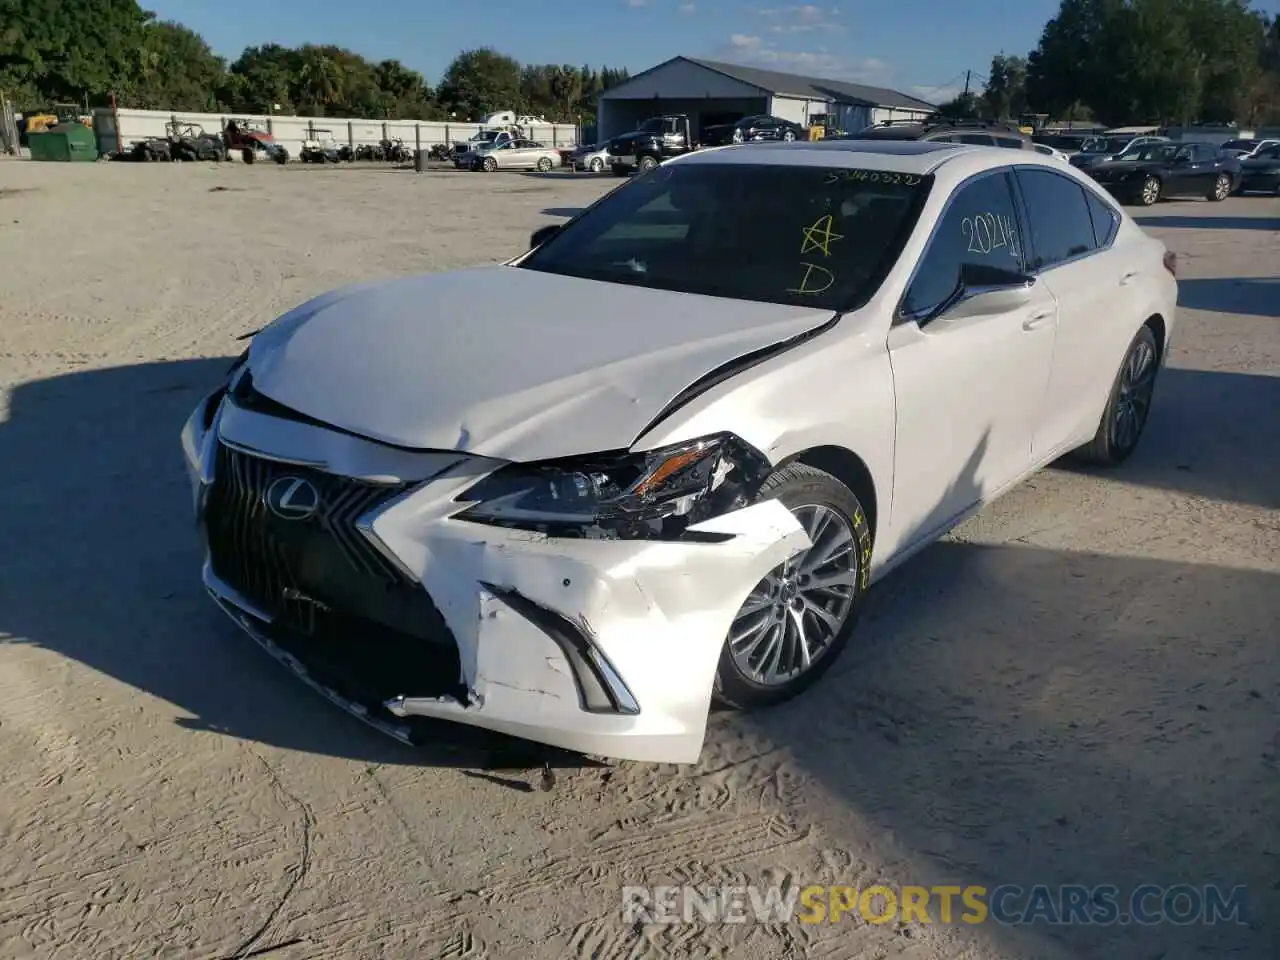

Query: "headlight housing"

xmin=454 ymin=433 xmax=772 ymax=540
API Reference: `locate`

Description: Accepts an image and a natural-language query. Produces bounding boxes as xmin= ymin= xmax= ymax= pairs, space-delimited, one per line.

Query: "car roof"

xmin=676 ymin=139 xmax=987 ymax=174
xmin=674 ymin=140 xmax=1103 ymax=187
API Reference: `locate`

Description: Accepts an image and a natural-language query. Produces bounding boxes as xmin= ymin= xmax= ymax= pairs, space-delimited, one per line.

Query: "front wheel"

xmin=637 ymin=155 xmax=659 ymax=173
xmin=589 ymin=157 xmax=603 ymax=173
xmin=1207 ymin=172 xmax=1231 ymax=202
xmin=483 ymin=156 xmax=498 ymax=172
xmin=1073 ymin=324 xmax=1160 ymax=466
xmin=536 ymin=156 xmax=553 ymax=172
xmin=782 ymin=129 xmax=797 ymax=142
xmin=714 ymin=463 xmax=871 ymax=710
xmin=1137 ymin=175 xmax=1161 ymax=206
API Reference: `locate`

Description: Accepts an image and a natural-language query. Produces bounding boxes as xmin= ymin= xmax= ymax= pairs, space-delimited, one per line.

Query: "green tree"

xmin=226 ymin=44 xmax=297 ymax=113
xmin=130 ymin=20 xmax=226 ymax=111
xmin=936 ymin=91 xmax=982 ymax=119
xmin=981 ymin=54 xmax=1028 ymax=119
xmin=438 ymin=48 xmax=522 ymax=119
xmin=0 ymin=0 xmax=149 ymax=106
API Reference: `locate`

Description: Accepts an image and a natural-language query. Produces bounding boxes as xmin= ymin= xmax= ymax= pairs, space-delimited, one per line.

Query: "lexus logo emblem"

xmin=264 ymin=476 xmax=320 ymax=521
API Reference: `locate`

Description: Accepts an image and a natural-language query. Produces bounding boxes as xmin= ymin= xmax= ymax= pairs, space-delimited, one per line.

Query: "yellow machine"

xmin=23 ymin=104 xmax=89 ymax=135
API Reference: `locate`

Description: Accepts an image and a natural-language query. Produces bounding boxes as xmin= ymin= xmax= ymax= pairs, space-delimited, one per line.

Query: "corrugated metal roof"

xmin=685 ymin=57 xmax=938 ymax=112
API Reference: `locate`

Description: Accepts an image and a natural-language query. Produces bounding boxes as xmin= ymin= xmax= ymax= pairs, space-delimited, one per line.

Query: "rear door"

xmin=1014 ymin=167 xmax=1141 ymax=457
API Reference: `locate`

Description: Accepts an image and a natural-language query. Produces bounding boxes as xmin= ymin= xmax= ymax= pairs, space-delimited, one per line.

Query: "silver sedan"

xmin=472 ymin=139 xmax=563 ymax=172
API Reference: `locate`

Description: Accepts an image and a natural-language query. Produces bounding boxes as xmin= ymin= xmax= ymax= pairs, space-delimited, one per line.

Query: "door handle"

xmin=1022 ymin=311 xmax=1053 ymax=331
xmin=1119 ymin=270 xmax=1139 ymax=285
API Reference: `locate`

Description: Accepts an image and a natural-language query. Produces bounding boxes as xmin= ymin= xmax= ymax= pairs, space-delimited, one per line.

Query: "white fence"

xmin=108 ymin=108 xmax=581 ymax=158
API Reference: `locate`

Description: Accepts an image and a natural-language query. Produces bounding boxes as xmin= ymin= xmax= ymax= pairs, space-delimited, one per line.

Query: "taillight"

xmin=1162 ymin=250 xmax=1177 ymax=276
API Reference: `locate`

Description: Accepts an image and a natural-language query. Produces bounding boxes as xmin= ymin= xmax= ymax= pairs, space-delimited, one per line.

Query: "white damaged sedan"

xmin=182 ymin=140 xmax=1178 ymax=763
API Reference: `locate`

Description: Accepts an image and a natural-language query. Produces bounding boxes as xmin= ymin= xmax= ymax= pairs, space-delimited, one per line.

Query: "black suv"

xmin=843 ymin=118 xmax=1034 ymax=150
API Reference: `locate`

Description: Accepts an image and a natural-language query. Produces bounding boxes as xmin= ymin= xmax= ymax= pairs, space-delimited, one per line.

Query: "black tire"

xmin=637 ymin=155 xmax=659 ymax=173
xmin=611 ymin=164 xmax=629 ymax=176
xmin=713 ymin=463 xmax=872 ymax=711
xmin=782 ymin=129 xmax=797 ymax=142
xmin=483 ymin=156 xmax=497 ymax=172
xmin=1136 ymin=175 xmax=1161 ymax=206
xmin=1073 ymin=324 xmax=1160 ymax=466
xmin=536 ymin=156 xmax=553 ymax=172
xmin=1206 ymin=172 xmax=1231 ymax=202
xmin=242 ymin=147 xmax=256 ymax=165
xmin=589 ymin=157 xmax=603 ymax=172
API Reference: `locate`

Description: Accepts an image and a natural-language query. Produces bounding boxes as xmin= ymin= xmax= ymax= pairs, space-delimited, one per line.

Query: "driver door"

xmin=883 ymin=170 xmax=1059 ymax=554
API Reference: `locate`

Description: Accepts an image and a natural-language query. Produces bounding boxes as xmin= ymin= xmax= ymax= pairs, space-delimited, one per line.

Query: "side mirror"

xmin=529 ymin=224 xmax=561 ymax=249
xmin=945 ymin=263 xmax=1036 ymax=319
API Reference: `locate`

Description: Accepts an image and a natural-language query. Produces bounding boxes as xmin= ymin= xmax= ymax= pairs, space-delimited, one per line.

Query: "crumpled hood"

xmin=246 ymin=265 xmax=833 ymax=461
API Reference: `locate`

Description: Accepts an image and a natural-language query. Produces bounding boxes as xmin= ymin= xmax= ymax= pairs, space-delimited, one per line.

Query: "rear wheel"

xmin=483 ymin=156 xmax=498 ymax=172
xmin=637 ymin=155 xmax=659 ymax=173
xmin=714 ymin=464 xmax=871 ymax=710
xmin=1073 ymin=324 xmax=1160 ymax=466
xmin=1207 ymin=172 xmax=1231 ymax=201
xmin=536 ymin=156 xmax=553 ymax=172
xmin=782 ymin=129 xmax=797 ymax=142
xmin=1137 ymin=175 xmax=1161 ymax=206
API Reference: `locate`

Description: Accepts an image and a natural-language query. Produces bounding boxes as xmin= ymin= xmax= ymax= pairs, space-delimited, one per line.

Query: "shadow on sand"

xmin=1 ymin=356 xmax=1276 ymax=956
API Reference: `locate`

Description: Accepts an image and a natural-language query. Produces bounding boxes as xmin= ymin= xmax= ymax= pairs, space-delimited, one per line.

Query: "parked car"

xmin=223 ymin=119 xmax=288 ymax=164
xmin=1069 ymin=134 xmax=1169 ymax=170
xmin=452 ymin=128 xmax=520 ymax=168
xmin=1085 ymin=141 xmax=1239 ymax=205
xmin=182 ymin=139 xmax=1177 ymax=765
xmin=1218 ymin=137 xmax=1280 ymax=159
xmin=567 ymin=142 xmax=611 ymax=172
xmin=845 ymin=118 xmax=1034 ymax=150
xmin=1235 ymin=142 xmax=1280 ymax=195
xmin=1033 ymin=142 xmax=1071 ymax=162
xmin=1032 ymin=133 xmax=1091 ymax=156
xmin=471 ymin=139 xmax=562 ymax=172
xmin=701 ymin=115 xmax=806 ymax=146
xmin=608 ymin=115 xmax=695 ymax=175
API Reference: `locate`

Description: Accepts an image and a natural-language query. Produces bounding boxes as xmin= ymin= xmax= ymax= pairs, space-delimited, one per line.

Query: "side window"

xmin=1014 ymin=168 xmax=1098 ymax=270
xmin=901 ymin=172 xmax=1025 ymax=319
xmin=1084 ymin=189 xmax=1120 ymax=247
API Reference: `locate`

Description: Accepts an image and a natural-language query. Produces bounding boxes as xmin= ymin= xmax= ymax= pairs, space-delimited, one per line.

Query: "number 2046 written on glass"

xmin=961 ymin=213 xmax=1020 ymax=259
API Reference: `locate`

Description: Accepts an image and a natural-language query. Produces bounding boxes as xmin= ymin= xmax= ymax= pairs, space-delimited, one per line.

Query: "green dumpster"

xmin=28 ymin=123 xmax=98 ymax=162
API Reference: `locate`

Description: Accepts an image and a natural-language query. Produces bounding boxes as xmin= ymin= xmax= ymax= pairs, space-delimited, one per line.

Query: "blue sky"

xmin=147 ymin=0 xmax=1280 ymax=104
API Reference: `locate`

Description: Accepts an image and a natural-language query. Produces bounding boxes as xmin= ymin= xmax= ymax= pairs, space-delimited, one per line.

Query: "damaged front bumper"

xmin=181 ymin=389 xmax=811 ymax=764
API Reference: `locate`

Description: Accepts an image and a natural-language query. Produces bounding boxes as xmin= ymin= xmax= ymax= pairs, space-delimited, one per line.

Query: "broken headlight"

xmin=454 ymin=433 xmax=771 ymax=539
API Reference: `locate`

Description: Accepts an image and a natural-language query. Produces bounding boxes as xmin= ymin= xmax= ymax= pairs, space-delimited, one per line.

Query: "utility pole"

xmin=962 ymin=69 xmax=972 ymax=97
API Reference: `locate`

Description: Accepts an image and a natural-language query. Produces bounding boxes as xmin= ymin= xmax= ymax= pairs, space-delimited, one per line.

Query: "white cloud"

xmin=679 ymin=2 xmax=697 ymax=12
xmin=720 ymin=34 xmax=889 ymax=82
xmin=758 ymin=4 xmax=843 ymax=32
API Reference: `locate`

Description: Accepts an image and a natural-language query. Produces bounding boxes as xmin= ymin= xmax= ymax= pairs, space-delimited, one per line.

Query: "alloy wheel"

xmin=1110 ymin=337 xmax=1157 ymax=452
xmin=1141 ymin=176 xmax=1160 ymax=205
xmin=1213 ymin=174 xmax=1230 ymax=200
xmin=728 ymin=503 xmax=859 ymax=686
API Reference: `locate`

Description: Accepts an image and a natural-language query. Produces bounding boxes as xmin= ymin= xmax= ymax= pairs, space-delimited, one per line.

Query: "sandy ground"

xmin=0 ymin=159 xmax=1277 ymax=960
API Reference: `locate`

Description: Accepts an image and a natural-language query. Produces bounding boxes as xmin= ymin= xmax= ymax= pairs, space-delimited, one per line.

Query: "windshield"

xmin=1254 ymin=145 xmax=1280 ymax=160
xmin=637 ymin=118 xmax=667 ymax=133
xmin=519 ymin=162 xmax=931 ymax=311
xmin=1116 ymin=144 xmax=1178 ymax=162
xmin=1220 ymin=140 xmax=1253 ymax=151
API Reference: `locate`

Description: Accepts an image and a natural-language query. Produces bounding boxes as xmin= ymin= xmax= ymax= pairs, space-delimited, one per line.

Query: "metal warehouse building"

xmin=597 ymin=56 xmax=937 ymax=140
